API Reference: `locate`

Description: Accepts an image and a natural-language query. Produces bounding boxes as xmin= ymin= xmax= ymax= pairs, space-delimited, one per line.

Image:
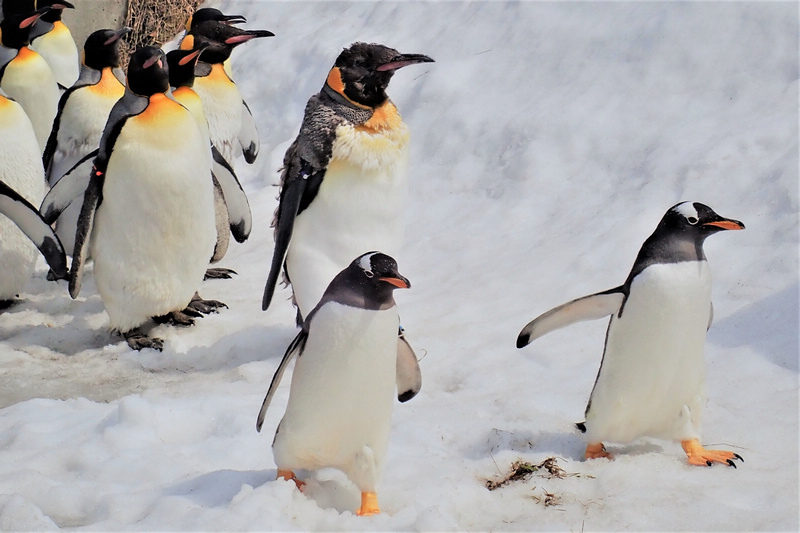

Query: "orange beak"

xmin=379 ymin=276 xmax=410 ymax=289
xmin=704 ymin=219 xmax=745 ymax=230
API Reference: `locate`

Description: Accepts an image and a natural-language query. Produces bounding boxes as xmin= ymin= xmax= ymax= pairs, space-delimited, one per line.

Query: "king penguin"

xmin=180 ymin=18 xmax=272 ymax=164
xmin=182 ymin=6 xmax=246 ymax=79
xmin=69 ymin=46 xmax=217 ymax=351
xmin=40 ymin=27 xmax=128 ymax=254
xmin=28 ymin=0 xmax=79 ymax=90
xmin=0 ymin=179 xmax=66 ymax=284
xmin=517 ymin=202 xmax=745 ymax=467
xmin=256 ymin=251 xmax=410 ymax=517
xmin=0 ymin=90 xmax=53 ymax=305
xmin=0 ymin=6 xmax=60 ymax=151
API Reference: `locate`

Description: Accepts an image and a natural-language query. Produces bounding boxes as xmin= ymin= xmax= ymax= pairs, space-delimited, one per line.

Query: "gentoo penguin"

xmin=517 ymin=202 xmax=745 ymax=467
xmin=29 ymin=0 xmax=79 ymax=90
xmin=180 ymin=19 xmax=272 ymax=164
xmin=0 ymin=180 xmax=66 ymax=282
xmin=41 ymin=27 xmax=128 ymax=254
xmin=0 ymin=90 xmax=53 ymax=304
xmin=256 ymin=251 xmax=410 ymax=516
xmin=0 ymin=6 xmax=60 ymax=150
xmin=260 ymin=42 xmax=432 ymax=400
xmin=166 ymin=45 xmax=252 ymax=279
xmin=69 ymin=46 xmax=217 ymax=351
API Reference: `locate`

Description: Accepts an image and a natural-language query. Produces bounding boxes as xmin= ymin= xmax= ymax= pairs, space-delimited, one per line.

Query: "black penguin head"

xmin=0 ymin=6 xmax=51 ymax=48
xmin=82 ymin=27 xmax=129 ymax=70
xmin=166 ymin=43 xmax=208 ymax=88
xmin=662 ymin=202 xmax=745 ymax=241
xmin=318 ymin=252 xmax=410 ymax=312
xmin=325 ymin=42 xmax=434 ymax=109
xmin=186 ymin=8 xmax=246 ymax=31
xmin=186 ymin=20 xmax=273 ymax=63
xmin=127 ymin=46 xmax=169 ymax=97
xmin=35 ymin=0 xmax=74 ymax=23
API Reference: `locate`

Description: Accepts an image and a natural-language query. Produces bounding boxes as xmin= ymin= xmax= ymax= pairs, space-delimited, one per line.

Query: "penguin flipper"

xmin=0 ymin=180 xmax=68 ymax=279
xmin=396 ymin=330 xmax=421 ymax=402
xmin=707 ymin=302 xmax=714 ymax=331
xmin=256 ymin=328 xmax=308 ymax=432
xmin=516 ymin=288 xmax=625 ymax=348
xmin=69 ymin=169 xmax=104 ymax=298
xmin=40 ymin=150 xmax=97 ymax=224
xmin=238 ymin=99 xmax=259 ymax=164
xmin=211 ymin=145 xmax=252 ymax=242
xmin=42 ymin=86 xmax=77 ymax=176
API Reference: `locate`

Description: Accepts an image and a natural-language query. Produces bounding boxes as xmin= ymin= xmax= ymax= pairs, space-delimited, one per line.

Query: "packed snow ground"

xmin=0 ymin=1 xmax=798 ymax=530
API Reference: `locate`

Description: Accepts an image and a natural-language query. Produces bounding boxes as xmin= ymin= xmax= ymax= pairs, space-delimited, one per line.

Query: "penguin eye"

xmin=687 ymin=217 xmax=698 ymax=225
xmin=364 ymin=270 xmax=374 ymax=279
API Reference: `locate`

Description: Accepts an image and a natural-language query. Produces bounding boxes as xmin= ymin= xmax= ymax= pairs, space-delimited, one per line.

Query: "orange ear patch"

xmin=326 ymin=67 xmax=371 ymax=110
xmin=180 ymin=34 xmax=194 ymax=51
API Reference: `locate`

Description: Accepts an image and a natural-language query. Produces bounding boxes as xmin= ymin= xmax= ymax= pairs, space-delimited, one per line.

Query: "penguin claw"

xmin=187 ymin=294 xmax=228 ymax=314
xmin=123 ymin=330 xmax=164 ymax=351
xmin=681 ymin=439 xmax=743 ymax=468
xmin=204 ymin=267 xmax=238 ymax=280
xmin=152 ymin=310 xmax=199 ymax=326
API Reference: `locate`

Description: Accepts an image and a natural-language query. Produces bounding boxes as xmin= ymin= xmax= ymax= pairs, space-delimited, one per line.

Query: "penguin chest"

xmin=274 ymin=305 xmax=399 ymax=473
xmin=193 ymin=66 xmax=241 ymax=161
xmin=287 ymin=120 xmax=410 ymax=315
xmin=91 ymin=96 xmax=215 ymax=331
xmin=30 ymin=22 xmax=79 ymax=87
xmin=587 ymin=261 xmax=712 ymax=442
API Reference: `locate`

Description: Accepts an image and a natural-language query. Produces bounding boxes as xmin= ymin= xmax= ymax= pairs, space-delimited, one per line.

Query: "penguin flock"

xmin=0 ymin=2 xmax=748 ymax=520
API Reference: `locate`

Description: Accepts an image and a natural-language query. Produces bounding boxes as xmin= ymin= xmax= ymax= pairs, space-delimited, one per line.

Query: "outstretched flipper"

xmin=40 ymin=150 xmax=97 ymax=224
xmin=238 ymin=99 xmax=259 ymax=163
xmin=516 ymin=288 xmax=626 ymax=348
xmin=0 ymin=180 xmax=68 ymax=278
xmin=396 ymin=327 xmax=421 ymax=402
xmin=211 ymin=145 xmax=251 ymax=243
xmin=256 ymin=328 xmax=308 ymax=432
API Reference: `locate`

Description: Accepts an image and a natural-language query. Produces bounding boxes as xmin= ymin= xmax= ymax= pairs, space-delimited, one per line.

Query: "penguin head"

xmin=664 ymin=202 xmax=745 ymax=241
xmin=320 ymin=252 xmax=410 ymax=312
xmin=82 ymin=27 xmax=129 ymax=70
xmin=186 ymin=8 xmax=247 ymax=32
xmin=166 ymin=43 xmax=208 ymax=88
xmin=0 ymin=6 xmax=52 ymax=48
xmin=34 ymin=0 xmax=74 ymax=23
xmin=127 ymin=46 xmax=169 ymax=97
xmin=186 ymin=20 xmax=273 ymax=63
xmin=325 ymin=42 xmax=434 ymax=109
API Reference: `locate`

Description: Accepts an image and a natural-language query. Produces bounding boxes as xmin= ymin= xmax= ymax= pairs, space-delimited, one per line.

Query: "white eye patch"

xmin=358 ymin=252 xmax=378 ymax=275
xmin=672 ymin=201 xmax=699 ymax=222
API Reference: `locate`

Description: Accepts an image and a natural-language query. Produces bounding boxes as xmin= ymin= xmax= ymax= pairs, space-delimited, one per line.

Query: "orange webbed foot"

xmin=585 ymin=442 xmax=612 ymax=460
xmin=356 ymin=491 xmax=380 ymax=516
xmin=681 ymin=439 xmax=743 ymax=468
xmin=277 ymin=469 xmax=306 ymax=491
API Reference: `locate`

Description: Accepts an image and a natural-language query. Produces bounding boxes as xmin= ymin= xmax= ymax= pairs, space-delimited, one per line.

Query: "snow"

xmin=1 ymin=1 xmax=798 ymax=530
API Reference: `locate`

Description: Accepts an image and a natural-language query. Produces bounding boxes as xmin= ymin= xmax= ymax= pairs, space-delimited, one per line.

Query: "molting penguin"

xmin=28 ymin=0 xmax=79 ymax=90
xmin=180 ymin=18 xmax=272 ymax=164
xmin=256 ymin=252 xmax=410 ymax=516
xmin=40 ymin=27 xmax=128 ymax=254
xmin=0 ymin=179 xmax=66 ymax=286
xmin=69 ymin=46 xmax=217 ymax=351
xmin=0 ymin=90 xmax=52 ymax=304
xmin=166 ymin=45 xmax=252 ymax=280
xmin=517 ymin=202 xmax=745 ymax=467
xmin=0 ymin=6 xmax=61 ymax=150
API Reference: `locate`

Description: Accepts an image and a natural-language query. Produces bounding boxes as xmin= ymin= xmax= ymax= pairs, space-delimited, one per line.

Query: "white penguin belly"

xmin=272 ymin=304 xmax=399 ymax=492
xmin=286 ymin=124 xmax=409 ymax=316
xmin=585 ymin=262 xmax=711 ymax=444
xmin=0 ymin=48 xmax=59 ymax=151
xmin=30 ymin=23 xmax=79 ymax=89
xmin=193 ymin=71 xmax=241 ymax=164
xmin=91 ymin=105 xmax=215 ymax=332
xmin=0 ymin=98 xmax=45 ymax=299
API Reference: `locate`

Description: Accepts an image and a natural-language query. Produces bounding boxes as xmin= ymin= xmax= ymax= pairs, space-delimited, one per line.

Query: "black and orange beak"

xmin=224 ymin=29 xmax=274 ymax=45
xmin=20 ymin=7 xmax=51 ymax=28
xmin=104 ymin=27 xmax=131 ymax=46
xmin=376 ymin=53 xmax=434 ymax=72
xmin=379 ymin=275 xmax=411 ymax=289
xmin=704 ymin=218 xmax=745 ymax=231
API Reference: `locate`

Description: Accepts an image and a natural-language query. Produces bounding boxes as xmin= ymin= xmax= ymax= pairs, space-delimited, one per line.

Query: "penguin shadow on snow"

xmin=711 ymin=282 xmax=799 ymax=372
xmin=165 ymin=469 xmax=275 ymax=508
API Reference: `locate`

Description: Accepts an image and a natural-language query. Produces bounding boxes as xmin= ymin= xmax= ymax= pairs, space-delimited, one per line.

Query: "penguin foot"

xmin=681 ymin=439 xmax=743 ymax=468
xmin=153 ymin=309 xmax=200 ymax=327
xmin=123 ymin=329 xmax=164 ymax=351
xmin=187 ymin=293 xmax=228 ymax=315
xmin=204 ymin=267 xmax=238 ymax=280
xmin=356 ymin=492 xmax=380 ymax=516
xmin=277 ymin=469 xmax=305 ymax=491
xmin=46 ymin=268 xmax=68 ymax=282
xmin=585 ymin=442 xmax=612 ymax=460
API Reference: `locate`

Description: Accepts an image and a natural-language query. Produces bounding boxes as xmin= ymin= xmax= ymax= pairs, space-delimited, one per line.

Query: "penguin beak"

xmin=143 ymin=54 xmax=163 ymax=70
xmin=379 ymin=275 xmax=411 ymax=289
xmin=224 ymin=29 xmax=275 ymax=45
xmin=222 ymin=14 xmax=247 ymax=25
xmin=105 ymin=27 xmax=131 ymax=46
xmin=20 ymin=7 xmax=51 ymax=28
xmin=52 ymin=1 xmax=75 ymax=9
xmin=704 ymin=218 xmax=745 ymax=231
xmin=376 ymin=53 xmax=435 ymax=72
xmin=179 ymin=43 xmax=208 ymax=66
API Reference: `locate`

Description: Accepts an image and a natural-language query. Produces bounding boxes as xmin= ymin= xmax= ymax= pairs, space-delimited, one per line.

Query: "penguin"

xmin=0 ymin=90 xmax=55 ymax=304
xmin=166 ymin=45 xmax=252 ymax=280
xmin=260 ymin=42 xmax=432 ymax=401
xmin=69 ymin=46 xmax=217 ymax=351
xmin=180 ymin=19 xmax=273 ymax=164
xmin=516 ymin=202 xmax=745 ymax=467
xmin=40 ymin=27 xmax=128 ymax=254
xmin=182 ymin=7 xmax=247 ymax=79
xmin=0 ymin=179 xmax=66 ymax=283
xmin=29 ymin=0 xmax=79 ymax=90
xmin=0 ymin=6 xmax=60 ymax=150
xmin=256 ymin=251 xmax=410 ymax=517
